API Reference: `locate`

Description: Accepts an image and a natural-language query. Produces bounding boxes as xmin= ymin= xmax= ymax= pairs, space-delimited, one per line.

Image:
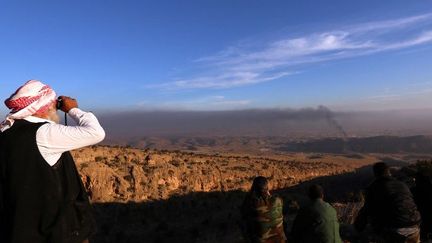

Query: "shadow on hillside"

xmin=277 ymin=136 xmax=432 ymax=154
xmin=275 ymin=157 xmax=409 ymax=203
xmin=90 ymin=158 xmax=408 ymax=243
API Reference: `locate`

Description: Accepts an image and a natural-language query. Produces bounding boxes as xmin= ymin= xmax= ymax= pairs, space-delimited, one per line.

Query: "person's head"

xmin=33 ymin=101 xmax=60 ymax=124
xmin=308 ymin=184 xmax=324 ymax=200
xmin=250 ymin=176 xmax=269 ymax=197
xmin=1 ymin=80 xmax=59 ymax=130
xmin=373 ymin=162 xmax=391 ymax=178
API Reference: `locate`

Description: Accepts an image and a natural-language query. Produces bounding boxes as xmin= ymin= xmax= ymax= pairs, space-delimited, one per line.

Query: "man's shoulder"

xmin=375 ymin=176 xmax=409 ymax=189
xmin=322 ymin=201 xmax=339 ymax=218
xmin=308 ymin=200 xmax=335 ymax=214
xmin=271 ymin=195 xmax=283 ymax=204
xmin=266 ymin=195 xmax=283 ymax=211
xmin=14 ymin=119 xmax=48 ymax=128
xmin=2 ymin=120 xmax=36 ymax=133
xmin=322 ymin=200 xmax=336 ymax=209
xmin=301 ymin=200 xmax=320 ymax=213
xmin=1 ymin=120 xmax=48 ymax=143
xmin=368 ymin=176 xmax=394 ymax=189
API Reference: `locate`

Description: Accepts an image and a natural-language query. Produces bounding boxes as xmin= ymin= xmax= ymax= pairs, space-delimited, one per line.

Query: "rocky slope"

xmin=72 ymin=145 xmax=378 ymax=203
xmin=71 ymin=146 xmax=401 ymax=242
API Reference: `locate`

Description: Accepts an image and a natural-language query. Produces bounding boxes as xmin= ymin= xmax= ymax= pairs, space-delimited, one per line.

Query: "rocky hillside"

xmin=72 ymin=145 xmax=379 ymax=203
xmin=71 ymin=146 xmax=401 ymax=243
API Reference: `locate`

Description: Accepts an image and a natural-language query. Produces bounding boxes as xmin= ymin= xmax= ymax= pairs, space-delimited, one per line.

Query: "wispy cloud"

xmin=203 ymin=95 xmax=251 ymax=107
xmin=210 ymin=99 xmax=251 ymax=106
xmin=156 ymin=13 xmax=432 ymax=90
xmin=353 ymin=84 xmax=432 ymax=111
xmin=136 ymin=95 xmax=252 ymax=110
xmin=165 ymin=71 xmax=293 ymax=89
xmin=350 ymin=13 xmax=432 ymax=33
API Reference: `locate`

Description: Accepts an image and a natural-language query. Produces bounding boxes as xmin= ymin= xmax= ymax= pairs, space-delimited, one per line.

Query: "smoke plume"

xmin=91 ymin=107 xmax=432 ymax=142
xmin=318 ymin=105 xmax=348 ymax=139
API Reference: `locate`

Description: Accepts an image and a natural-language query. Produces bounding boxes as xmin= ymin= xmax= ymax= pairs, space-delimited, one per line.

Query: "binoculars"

xmin=56 ymin=97 xmax=64 ymax=110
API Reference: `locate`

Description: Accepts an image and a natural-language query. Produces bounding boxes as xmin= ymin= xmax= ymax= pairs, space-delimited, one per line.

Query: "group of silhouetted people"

xmin=241 ymin=162 xmax=432 ymax=243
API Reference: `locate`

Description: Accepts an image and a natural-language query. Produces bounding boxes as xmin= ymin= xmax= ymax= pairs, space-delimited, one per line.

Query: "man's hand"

xmin=58 ymin=96 xmax=78 ymax=113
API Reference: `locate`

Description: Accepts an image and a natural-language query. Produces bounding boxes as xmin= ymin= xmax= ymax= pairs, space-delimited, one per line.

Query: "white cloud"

xmin=210 ymin=99 xmax=251 ymax=106
xmin=156 ymin=13 xmax=432 ymax=90
xmin=329 ymin=84 xmax=432 ymax=111
xmin=360 ymin=86 xmax=432 ymax=109
xmin=136 ymin=95 xmax=252 ymax=110
xmin=382 ymin=31 xmax=432 ymax=50
xmin=211 ymin=95 xmax=225 ymax=100
xmin=164 ymin=71 xmax=293 ymax=89
xmin=206 ymin=96 xmax=252 ymax=108
xmin=366 ymin=94 xmax=402 ymax=101
xmin=350 ymin=13 xmax=432 ymax=33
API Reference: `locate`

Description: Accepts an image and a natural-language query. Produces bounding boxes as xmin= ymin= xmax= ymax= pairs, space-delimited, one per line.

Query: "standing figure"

xmin=0 ymin=80 xmax=105 ymax=243
xmin=241 ymin=176 xmax=287 ymax=243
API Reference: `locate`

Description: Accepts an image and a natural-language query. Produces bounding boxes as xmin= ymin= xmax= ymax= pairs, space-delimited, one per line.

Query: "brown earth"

xmin=71 ymin=145 xmax=424 ymax=243
xmin=72 ymin=145 xmax=381 ymax=203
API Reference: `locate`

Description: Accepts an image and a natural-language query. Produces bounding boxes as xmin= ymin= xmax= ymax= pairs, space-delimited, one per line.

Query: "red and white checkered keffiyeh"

xmin=1 ymin=80 xmax=57 ymax=132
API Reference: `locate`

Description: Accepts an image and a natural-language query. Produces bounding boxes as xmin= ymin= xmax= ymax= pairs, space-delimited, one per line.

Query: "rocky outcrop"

xmin=72 ymin=145 xmax=377 ymax=203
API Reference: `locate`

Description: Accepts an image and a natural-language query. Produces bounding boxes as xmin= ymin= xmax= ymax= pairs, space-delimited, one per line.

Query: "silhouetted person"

xmin=290 ymin=184 xmax=342 ymax=243
xmin=412 ymin=171 xmax=432 ymax=241
xmin=354 ymin=162 xmax=421 ymax=243
xmin=0 ymin=80 xmax=105 ymax=243
xmin=241 ymin=176 xmax=287 ymax=243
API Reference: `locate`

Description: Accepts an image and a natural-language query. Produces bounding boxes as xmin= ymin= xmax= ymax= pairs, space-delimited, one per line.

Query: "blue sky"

xmin=1 ymin=0 xmax=432 ymax=113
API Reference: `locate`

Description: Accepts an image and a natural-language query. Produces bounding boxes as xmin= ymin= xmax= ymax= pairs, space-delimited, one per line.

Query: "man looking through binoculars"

xmin=0 ymin=80 xmax=105 ymax=243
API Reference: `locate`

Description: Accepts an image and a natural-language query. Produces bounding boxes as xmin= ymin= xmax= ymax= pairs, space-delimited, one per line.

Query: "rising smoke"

xmin=317 ymin=105 xmax=348 ymax=139
xmin=94 ymin=107 xmax=432 ymax=141
xmin=96 ymin=106 xmax=349 ymax=139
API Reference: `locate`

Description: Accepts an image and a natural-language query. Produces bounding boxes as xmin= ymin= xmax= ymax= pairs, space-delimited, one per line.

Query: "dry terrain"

xmin=107 ymin=135 xmax=432 ymax=156
xmin=72 ymin=145 xmax=383 ymax=203
xmin=68 ymin=145 xmax=432 ymax=243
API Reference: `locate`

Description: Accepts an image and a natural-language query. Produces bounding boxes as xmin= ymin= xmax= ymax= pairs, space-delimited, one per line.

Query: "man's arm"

xmin=36 ymin=97 xmax=105 ymax=166
xmin=37 ymin=108 xmax=105 ymax=149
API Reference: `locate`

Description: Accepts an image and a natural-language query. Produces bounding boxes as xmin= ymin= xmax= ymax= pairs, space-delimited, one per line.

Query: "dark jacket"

xmin=291 ymin=199 xmax=342 ymax=243
xmin=0 ymin=120 xmax=95 ymax=243
xmin=412 ymin=174 xmax=432 ymax=239
xmin=241 ymin=193 xmax=286 ymax=243
xmin=354 ymin=176 xmax=421 ymax=232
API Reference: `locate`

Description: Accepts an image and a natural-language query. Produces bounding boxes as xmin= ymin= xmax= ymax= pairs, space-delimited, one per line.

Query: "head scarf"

xmin=1 ymin=80 xmax=56 ymax=132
